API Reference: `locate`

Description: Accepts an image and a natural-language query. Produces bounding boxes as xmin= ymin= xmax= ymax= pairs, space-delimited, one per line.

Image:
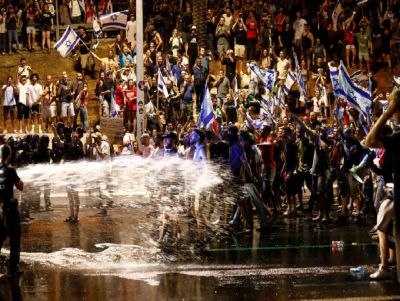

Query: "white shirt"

xmin=2 ymin=85 xmax=16 ymax=106
xmin=312 ymin=96 xmax=322 ymax=113
xmin=70 ymin=0 xmax=81 ymax=17
xmin=18 ymin=83 xmax=30 ymax=106
xmin=29 ymin=83 xmax=43 ymax=105
xmin=94 ymin=140 xmax=111 ymax=161
xmin=126 ymin=20 xmax=136 ymax=43
xmin=277 ymin=58 xmax=290 ymax=79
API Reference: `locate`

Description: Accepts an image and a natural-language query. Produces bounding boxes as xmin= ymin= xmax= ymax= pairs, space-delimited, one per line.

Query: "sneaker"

xmin=312 ymin=215 xmax=322 ymax=222
xmin=97 ymin=208 xmax=107 ymax=216
xmin=45 ymin=206 xmax=54 ymax=212
xmin=64 ymin=216 xmax=73 ymax=222
xmin=370 ymin=265 xmax=391 ymax=280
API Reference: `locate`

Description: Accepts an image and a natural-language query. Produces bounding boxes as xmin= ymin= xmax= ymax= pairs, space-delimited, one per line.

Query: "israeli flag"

xmin=275 ymin=86 xmax=286 ymax=108
xmin=260 ymin=95 xmax=273 ymax=116
xmin=54 ymin=26 xmax=80 ymax=58
xmin=245 ymin=113 xmax=266 ymax=131
xmin=157 ymin=71 xmax=169 ymax=99
xmin=248 ymin=63 xmax=276 ymax=93
xmin=328 ymin=62 xmax=345 ymax=99
xmin=100 ymin=10 xmax=129 ymax=30
xmin=283 ymin=72 xmax=296 ymax=95
xmin=92 ymin=17 xmax=102 ymax=50
xmin=198 ymin=85 xmax=215 ymax=130
xmin=292 ymin=49 xmax=306 ymax=103
xmin=379 ymin=100 xmax=388 ymax=112
xmin=110 ymin=89 xmax=119 ymax=118
xmin=233 ymin=76 xmax=239 ymax=108
xmin=337 ymin=61 xmax=372 ymax=121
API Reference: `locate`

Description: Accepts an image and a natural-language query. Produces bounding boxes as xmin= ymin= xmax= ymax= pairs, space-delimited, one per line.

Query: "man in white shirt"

xmin=28 ymin=73 xmax=43 ymax=134
xmin=293 ymin=11 xmax=307 ymax=48
xmin=17 ymin=76 xmax=30 ymax=133
xmin=126 ymin=14 xmax=136 ymax=50
xmin=69 ymin=0 xmax=82 ymax=24
xmin=2 ymin=76 xmax=17 ymax=133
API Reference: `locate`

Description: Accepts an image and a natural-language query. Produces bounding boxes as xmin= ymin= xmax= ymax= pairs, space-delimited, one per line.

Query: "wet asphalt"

xmin=0 ymin=205 xmax=400 ymax=300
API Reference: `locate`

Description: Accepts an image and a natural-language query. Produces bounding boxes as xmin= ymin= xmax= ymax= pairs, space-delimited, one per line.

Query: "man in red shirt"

xmin=245 ymin=12 xmax=258 ymax=60
xmin=115 ymin=79 xmax=126 ymax=118
xmin=124 ymin=79 xmax=137 ymax=133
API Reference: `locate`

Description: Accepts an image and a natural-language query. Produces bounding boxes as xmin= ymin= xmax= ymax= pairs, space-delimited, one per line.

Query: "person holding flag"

xmin=198 ymin=83 xmax=216 ymax=132
xmin=77 ymin=26 xmax=93 ymax=79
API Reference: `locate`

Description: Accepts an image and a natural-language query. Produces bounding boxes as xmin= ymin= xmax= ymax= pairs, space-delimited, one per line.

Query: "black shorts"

xmin=41 ymin=24 xmax=51 ymax=32
xmin=31 ymin=104 xmax=41 ymax=115
xmin=17 ymin=103 xmax=30 ymax=120
xmin=3 ymin=105 xmax=16 ymax=118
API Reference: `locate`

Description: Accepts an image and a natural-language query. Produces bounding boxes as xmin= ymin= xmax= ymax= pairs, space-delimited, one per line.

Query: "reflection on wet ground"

xmin=1 ymin=207 xmax=400 ymax=300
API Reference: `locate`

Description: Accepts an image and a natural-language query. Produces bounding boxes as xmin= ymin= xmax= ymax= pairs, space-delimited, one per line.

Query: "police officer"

xmin=0 ymin=144 xmax=24 ymax=276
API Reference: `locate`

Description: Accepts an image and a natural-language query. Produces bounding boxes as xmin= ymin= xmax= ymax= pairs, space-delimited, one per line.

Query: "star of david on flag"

xmin=54 ymin=26 xmax=80 ymax=58
xmin=100 ymin=10 xmax=129 ymax=30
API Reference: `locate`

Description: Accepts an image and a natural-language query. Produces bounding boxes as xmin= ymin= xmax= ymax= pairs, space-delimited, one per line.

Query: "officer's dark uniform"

xmin=0 ymin=163 xmax=21 ymax=274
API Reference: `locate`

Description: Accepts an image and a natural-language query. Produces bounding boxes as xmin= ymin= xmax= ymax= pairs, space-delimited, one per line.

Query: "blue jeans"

xmin=80 ymin=106 xmax=89 ymax=130
xmin=8 ymin=30 xmax=20 ymax=52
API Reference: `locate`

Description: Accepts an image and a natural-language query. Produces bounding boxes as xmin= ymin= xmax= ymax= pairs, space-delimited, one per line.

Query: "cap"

xmin=191 ymin=25 xmax=197 ymax=30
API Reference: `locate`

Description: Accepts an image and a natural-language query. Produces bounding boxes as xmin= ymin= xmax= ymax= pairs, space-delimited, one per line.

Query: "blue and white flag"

xmin=283 ymin=72 xmax=296 ymax=95
xmin=233 ymin=76 xmax=239 ymax=108
xmin=110 ymin=89 xmax=119 ymax=118
xmin=198 ymin=84 xmax=215 ymax=130
xmin=337 ymin=61 xmax=372 ymax=121
xmin=379 ymin=100 xmax=388 ymax=112
xmin=248 ymin=63 xmax=276 ymax=93
xmin=328 ymin=62 xmax=345 ymax=99
xmin=292 ymin=49 xmax=306 ymax=103
xmin=100 ymin=10 xmax=129 ymax=30
xmin=54 ymin=26 xmax=80 ymax=58
xmin=157 ymin=71 xmax=169 ymax=99
xmin=92 ymin=17 xmax=102 ymax=50
xmin=260 ymin=95 xmax=273 ymax=117
xmin=275 ymin=86 xmax=286 ymax=108
xmin=245 ymin=113 xmax=266 ymax=131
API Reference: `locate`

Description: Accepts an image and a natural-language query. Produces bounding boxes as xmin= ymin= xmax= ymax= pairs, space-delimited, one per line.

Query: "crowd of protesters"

xmin=0 ymin=0 xmax=118 ymax=54
xmin=1 ymin=0 xmax=400 ymax=280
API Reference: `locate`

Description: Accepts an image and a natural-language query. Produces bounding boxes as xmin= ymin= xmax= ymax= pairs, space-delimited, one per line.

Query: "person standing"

xmin=0 ymin=8 xmax=7 ymax=55
xmin=0 ymin=144 xmax=24 ymax=276
xmin=365 ymin=89 xmax=400 ymax=279
xmin=126 ymin=14 xmax=136 ymax=50
xmin=5 ymin=5 xmax=20 ymax=55
xmin=28 ymin=73 xmax=43 ymax=134
xmin=2 ymin=76 xmax=17 ymax=133
xmin=42 ymin=75 xmax=57 ymax=132
xmin=77 ymin=26 xmax=92 ymax=78
xmin=17 ymin=75 xmax=30 ymax=134
xmin=39 ymin=4 xmax=54 ymax=53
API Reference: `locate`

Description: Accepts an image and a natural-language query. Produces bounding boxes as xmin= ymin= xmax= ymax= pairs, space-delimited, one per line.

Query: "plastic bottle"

xmin=350 ymin=266 xmax=365 ymax=273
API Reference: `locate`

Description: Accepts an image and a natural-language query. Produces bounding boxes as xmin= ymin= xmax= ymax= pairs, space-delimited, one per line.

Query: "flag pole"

xmin=156 ymin=71 xmax=160 ymax=112
xmin=136 ymin=0 xmax=144 ymax=140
